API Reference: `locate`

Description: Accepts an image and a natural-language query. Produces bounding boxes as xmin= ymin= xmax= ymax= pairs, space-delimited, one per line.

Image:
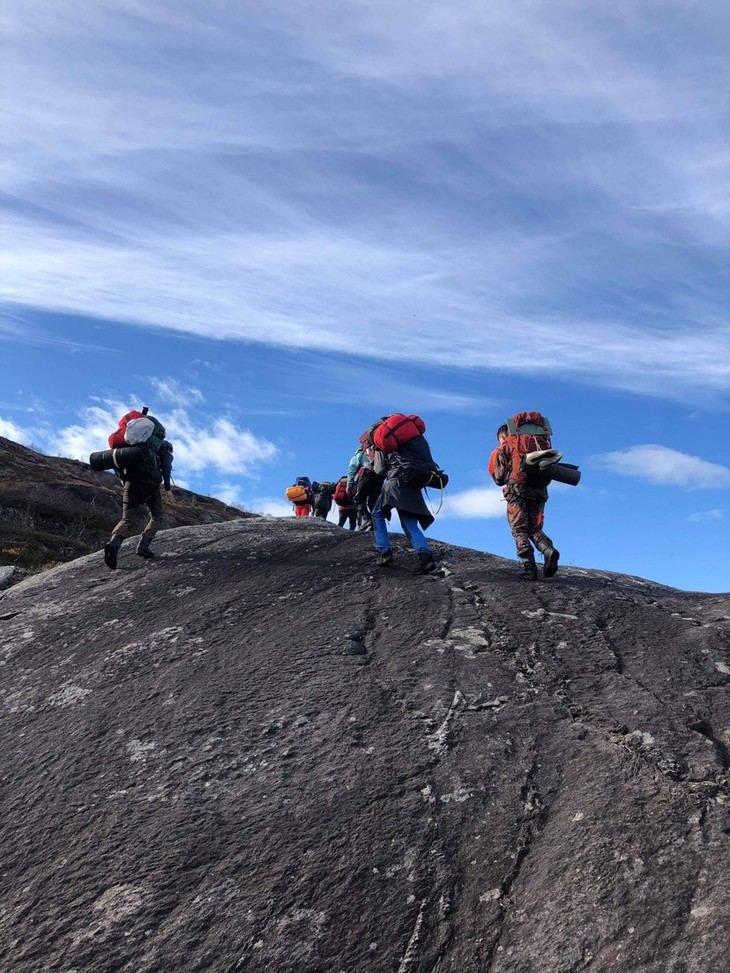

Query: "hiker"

xmin=369 ymin=414 xmax=445 ymax=575
xmin=102 ymin=408 xmax=173 ymax=569
xmin=489 ymin=412 xmax=560 ymax=580
xmin=348 ymin=439 xmax=383 ymax=531
xmin=286 ymin=477 xmax=313 ymax=517
xmin=333 ymin=475 xmax=357 ymax=529
xmin=312 ymin=481 xmax=335 ymax=520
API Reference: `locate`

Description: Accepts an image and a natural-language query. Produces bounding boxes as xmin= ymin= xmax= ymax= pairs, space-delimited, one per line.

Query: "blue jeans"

xmin=372 ymin=494 xmax=431 ymax=555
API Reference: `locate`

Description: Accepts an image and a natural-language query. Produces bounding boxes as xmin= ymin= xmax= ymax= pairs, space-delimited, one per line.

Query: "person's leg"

xmin=506 ymin=502 xmax=537 ymax=579
xmin=347 ymin=510 xmax=357 ymax=530
xmin=398 ymin=513 xmax=429 ymax=553
xmin=104 ymin=481 xmax=140 ymax=568
xmin=371 ymin=493 xmax=392 ymax=561
xmin=137 ymin=485 xmax=164 ymax=558
xmin=529 ymin=503 xmax=559 ymax=577
xmin=399 ymin=513 xmax=437 ymax=574
xmin=355 ymin=477 xmax=373 ymax=529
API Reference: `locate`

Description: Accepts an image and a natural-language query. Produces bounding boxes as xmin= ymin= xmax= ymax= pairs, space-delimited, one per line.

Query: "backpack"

xmin=373 ymin=414 xmax=426 ymax=453
xmin=108 ymin=409 xmax=165 ymax=448
xmin=503 ymin=411 xmax=554 ymax=486
xmin=286 ymin=485 xmax=309 ymax=503
xmin=358 ymin=417 xmax=388 ymax=451
xmin=333 ymin=477 xmax=349 ymax=503
xmin=390 ymin=452 xmax=449 ymax=490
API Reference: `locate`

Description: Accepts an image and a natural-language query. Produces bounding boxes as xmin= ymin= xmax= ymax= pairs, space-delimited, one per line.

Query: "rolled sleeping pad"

xmin=524 ymin=448 xmax=563 ymax=469
xmin=550 ymin=462 xmax=581 ymax=486
xmin=89 ymin=445 xmax=145 ymax=473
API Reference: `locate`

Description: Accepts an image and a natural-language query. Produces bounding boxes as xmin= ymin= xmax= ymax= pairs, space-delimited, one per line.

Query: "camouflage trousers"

xmin=506 ymin=499 xmax=554 ymax=559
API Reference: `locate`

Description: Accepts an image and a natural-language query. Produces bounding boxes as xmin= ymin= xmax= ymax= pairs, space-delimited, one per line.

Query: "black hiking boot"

xmin=136 ymin=539 xmax=156 ymax=560
xmin=103 ymin=536 xmax=122 ymax=570
xmin=517 ymin=554 xmax=538 ymax=580
xmin=412 ymin=551 xmax=437 ymax=575
xmin=542 ymin=547 xmax=560 ymax=578
xmin=377 ymin=550 xmax=394 ymax=567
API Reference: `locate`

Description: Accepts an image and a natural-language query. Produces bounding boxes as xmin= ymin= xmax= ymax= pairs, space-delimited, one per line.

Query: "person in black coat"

xmin=371 ymin=435 xmax=438 ymax=574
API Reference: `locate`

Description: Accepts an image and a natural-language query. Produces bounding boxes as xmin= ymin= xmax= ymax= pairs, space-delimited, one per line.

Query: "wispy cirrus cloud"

xmin=687 ymin=509 xmax=724 ymax=523
xmin=592 ymin=445 xmax=730 ymax=490
xmin=2 ymin=2 xmax=729 ymax=401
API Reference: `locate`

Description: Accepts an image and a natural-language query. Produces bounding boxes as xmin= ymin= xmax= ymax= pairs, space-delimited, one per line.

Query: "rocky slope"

xmin=0 ymin=518 xmax=728 ymax=973
xmin=0 ymin=435 xmax=253 ymax=580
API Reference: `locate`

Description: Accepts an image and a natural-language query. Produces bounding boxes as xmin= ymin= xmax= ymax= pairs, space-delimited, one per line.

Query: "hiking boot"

xmin=103 ymin=536 xmax=122 ymax=570
xmin=543 ymin=547 xmax=560 ymax=578
xmin=412 ymin=551 xmax=437 ymax=575
xmin=517 ymin=554 xmax=538 ymax=580
xmin=358 ymin=518 xmax=374 ymax=532
xmin=136 ymin=539 xmax=156 ymax=560
xmin=377 ymin=550 xmax=394 ymax=567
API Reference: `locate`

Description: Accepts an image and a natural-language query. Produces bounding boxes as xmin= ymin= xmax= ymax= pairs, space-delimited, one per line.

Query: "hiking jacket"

xmin=490 ymin=444 xmax=548 ymax=502
xmin=347 ymin=449 xmax=372 ymax=489
xmin=373 ymin=436 xmax=436 ymax=530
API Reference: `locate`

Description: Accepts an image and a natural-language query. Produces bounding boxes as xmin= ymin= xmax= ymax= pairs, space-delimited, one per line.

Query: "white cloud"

xmin=149 ymin=378 xmax=204 ymax=406
xmin=246 ymin=496 xmax=294 ymax=518
xmin=0 ymin=417 xmax=31 ymax=442
xmin=592 ymin=445 xmax=730 ymax=490
xmin=440 ymin=486 xmax=505 ymax=519
xmin=170 ymin=415 xmax=278 ymax=476
xmin=211 ymin=482 xmax=246 ymax=510
xmin=687 ymin=509 xmax=724 ymax=523
xmin=50 ymin=396 xmax=278 ymax=480
xmin=2 ymin=2 xmax=729 ymax=402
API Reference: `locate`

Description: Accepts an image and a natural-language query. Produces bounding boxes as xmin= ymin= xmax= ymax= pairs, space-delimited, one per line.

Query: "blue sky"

xmin=1 ymin=1 xmax=728 ymax=592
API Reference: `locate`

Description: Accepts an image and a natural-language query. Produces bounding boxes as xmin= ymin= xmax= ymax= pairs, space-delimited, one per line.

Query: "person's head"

xmin=496 ymin=424 xmax=509 ymax=443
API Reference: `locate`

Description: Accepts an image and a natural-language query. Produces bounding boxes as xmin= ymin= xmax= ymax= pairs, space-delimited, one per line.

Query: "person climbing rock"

xmin=286 ymin=477 xmax=313 ymax=517
xmin=333 ymin=476 xmax=357 ymax=529
xmin=347 ymin=443 xmax=382 ymax=531
xmin=369 ymin=415 xmax=444 ymax=575
xmin=312 ymin=481 xmax=335 ymax=520
xmin=102 ymin=408 xmax=173 ymax=569
xmin=489 ymin=413 xmax=560 ymax=580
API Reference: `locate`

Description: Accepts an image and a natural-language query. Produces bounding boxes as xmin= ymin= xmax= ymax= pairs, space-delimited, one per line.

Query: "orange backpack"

xmin=503 ymin=411 xmax=553 ymax=485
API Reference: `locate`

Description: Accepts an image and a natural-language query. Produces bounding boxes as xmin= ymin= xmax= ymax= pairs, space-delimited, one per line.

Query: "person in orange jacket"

xmin=489 ymin=424 xmax=560 ymax=580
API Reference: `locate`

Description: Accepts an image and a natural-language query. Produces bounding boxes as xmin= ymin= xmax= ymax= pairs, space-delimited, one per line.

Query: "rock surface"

xmin=0 ymin=518 xmax=728 ymax=973
xmin=0 ymin=435 xmax=254 ymax=577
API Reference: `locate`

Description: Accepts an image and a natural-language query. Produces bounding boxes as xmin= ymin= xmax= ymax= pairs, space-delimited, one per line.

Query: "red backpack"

xmin=108 ymin=410 xmax=149 ymax=448
xmin=373 ymin=414 xmax=426 ymax=453
xmin=333 ymin=477 xmax=349 ymax=503
xmin=503 ymin=411 xmax=553 ymax=485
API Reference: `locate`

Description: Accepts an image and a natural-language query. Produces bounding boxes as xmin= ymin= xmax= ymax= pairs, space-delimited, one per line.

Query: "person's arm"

xmin=347 ymin=451 xmax=361 ymax=488
xmin=159 ymin=441 xmax=174 ymax=491
xmin=489 ymin=446 xmax=510 ymax=486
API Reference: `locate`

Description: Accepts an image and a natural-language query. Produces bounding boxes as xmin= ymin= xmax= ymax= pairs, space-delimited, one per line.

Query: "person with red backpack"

xmin=100 ymin=407 xmax=174 ymax=569
xmin=333 ymin=476 xmax=357 ymax=529
xmin=489 ymin=412 xmax=560 ymax=580
xmin=368 ymin=414 xmax=446 ymax=575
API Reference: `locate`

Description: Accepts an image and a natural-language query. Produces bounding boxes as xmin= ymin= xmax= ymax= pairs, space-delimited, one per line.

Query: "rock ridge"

xmin=0 ymin=518 xmax=728 ymax=973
